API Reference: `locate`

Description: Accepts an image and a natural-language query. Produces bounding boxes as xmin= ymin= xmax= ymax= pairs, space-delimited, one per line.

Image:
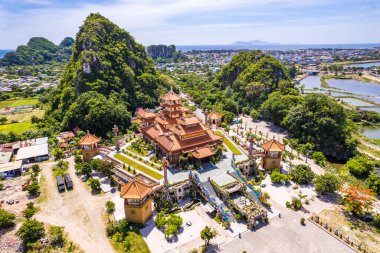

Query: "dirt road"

xmin=35 ymin=157 xmax=116 ymax=253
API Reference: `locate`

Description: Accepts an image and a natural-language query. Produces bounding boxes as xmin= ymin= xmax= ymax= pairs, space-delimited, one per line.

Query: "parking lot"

xmin=35 ymin=157 xmax=117 ymax=253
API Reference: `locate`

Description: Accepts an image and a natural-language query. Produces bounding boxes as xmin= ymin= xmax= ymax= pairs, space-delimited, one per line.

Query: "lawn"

xmin=0 ymin=98 xmax=39 ymax=109
xmin=0 ymin=121 xmax=35 ymax=134
xmin=114 ymin=153 xmax=163 ymax=180
xmin=214 ymin=130 xmax=242 ymax=155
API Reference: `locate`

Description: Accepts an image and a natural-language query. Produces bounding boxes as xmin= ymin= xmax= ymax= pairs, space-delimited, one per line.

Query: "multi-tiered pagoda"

xmin=136 ymin=89 xmax=222 ymax=164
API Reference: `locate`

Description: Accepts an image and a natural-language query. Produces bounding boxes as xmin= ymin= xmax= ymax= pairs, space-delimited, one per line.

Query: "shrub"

xmin=235 ymin=213 xmax=242 ymax=221
xmin=290 ymin=164 xmax=315 ymax=185
xmin=27 ymin=181 xmax=39 ymax=196
xmin=48 ymin=226 xmax=65 ymax=247
xmin=250 ymin=109 xmax=260 ymax=120
xmin=367 ymin=174 xmax=380 ymax=196
xmin=286 ymin=201 xmax=291 ymax=208
xmin=291 ymin=197 xmax=302 ymax=210
xmin=17 ymin=219 xmax=45 ymax=244
xmin=201 ymin=244 xmax=207 ymax=253
xmin=88 ymin=178 xmax=101 ymax=192
xmin=373 ymin=214 xmax=380 ymax=229
xmin=312 ymin=151 xmax=326 ymax=166
xmin=31 ymin=164 xmax=40 ymax=174
xmin=23 ymin=202 xmax=37 ymax=218
xmin=300 ymin=217 xmax=305 ymax=225
xmin=346 ymin=155 xmax=374 ymax=178
xmin=154 ymin=211 xmax=166 ymax=229
xmin=201 ymin=225 xmax=217 ymax=246
xmin=0 ymin=208 xmax=16 ymax=229
xmin=106 ymin=201 xmax=115 ymax=213
xmin=314 ymin=173 xmax=342 ymax=195
xmin=270 ymin=170 xmax=290 ymax=184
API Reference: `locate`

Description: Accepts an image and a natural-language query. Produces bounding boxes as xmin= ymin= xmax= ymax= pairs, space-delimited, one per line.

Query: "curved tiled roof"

xmin=78 ymin=133 xmax=101 ymax=145
xmin=261 ymin=139 xmax=285 ymax=152
xmin=207 ymin=112 xmax=222 ymax=120
xmin=120 ymin=180 xmax=153 ymax=200
xmin=161 ymin=90 xmax=181 ymax=101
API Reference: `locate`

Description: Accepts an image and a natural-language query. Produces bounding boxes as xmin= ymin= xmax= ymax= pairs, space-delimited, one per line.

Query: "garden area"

xmin=213 ymin=130 xmax=242 ymax=155
xmin=126 ymin=139 xmax=152 ymax=156
xmin=114 ymin=153 xmax=163 ymax=180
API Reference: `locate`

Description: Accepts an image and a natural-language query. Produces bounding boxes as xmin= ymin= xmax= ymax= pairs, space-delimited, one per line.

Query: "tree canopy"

xmin=46 ymin=13 xmax=171 ymax=136
xmin=313 ymin=173 xmax=342 ymax=195
xmin=290 ymin=165 xmax=315 ymax=185
xmin=283 ymin=93 xmax=357 ymax=160
xmin=0 ymin=37 xmax=73 ymax=66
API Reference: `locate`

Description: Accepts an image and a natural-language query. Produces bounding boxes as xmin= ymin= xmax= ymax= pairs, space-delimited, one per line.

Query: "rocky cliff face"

xmin=147 ymin=45 xmax=176 ymax=59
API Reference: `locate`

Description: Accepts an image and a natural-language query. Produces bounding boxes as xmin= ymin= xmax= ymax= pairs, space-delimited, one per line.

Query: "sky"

xmin=0 ymin=0 xmax=379 ymax=48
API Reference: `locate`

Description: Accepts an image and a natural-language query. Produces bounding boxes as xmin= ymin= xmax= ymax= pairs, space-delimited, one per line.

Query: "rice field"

xmin=0 ymin=121 xmax=35 ymax=134
xmin=4 ymin=109 xmax=44 ymax=122
xmin=0 ymin=98 xmax=39 ymax=109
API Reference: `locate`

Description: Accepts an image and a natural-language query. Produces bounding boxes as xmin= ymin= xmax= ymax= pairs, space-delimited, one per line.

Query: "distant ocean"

xmin=0 ymin=49 xmax=13 ymax=58
xmin=176 ymin=43 xmax=380 ymax=52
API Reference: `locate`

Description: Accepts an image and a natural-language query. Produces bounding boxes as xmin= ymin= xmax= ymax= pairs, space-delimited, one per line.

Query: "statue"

xmin=113 ymin=125 xmax=120 ymax=153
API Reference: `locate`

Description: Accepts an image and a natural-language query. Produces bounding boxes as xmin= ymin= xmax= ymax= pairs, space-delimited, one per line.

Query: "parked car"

xmin=260 ymin=183 xmax=266 ymax=187
xmin=56 ymin=175 xmax=65 ymax=192
xmin=186 ymin=221 xmax=192 ymax=226
xmin=81 ymin=175 xmax=88 ymax=182
xmin=64 ymin=173 xmax=73 ymax=190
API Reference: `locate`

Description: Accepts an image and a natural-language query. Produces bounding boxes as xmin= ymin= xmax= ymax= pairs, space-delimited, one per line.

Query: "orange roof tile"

xmin=207 ymin=112 xmax=222 ymax=120
xmin=161 ymin=90 xmax=181 ymax=101
xmin=192 ymin=147 xmax=215 ymax=159
xmin=261 ymin=139 xmax=285 ymax=152
xmin=178 ymin=116 xmax=200 ymax=125
xmin=78 ymin=133 xmax=101 ymax=145
xmin=120 ymin=180 xmax=152 ymax=200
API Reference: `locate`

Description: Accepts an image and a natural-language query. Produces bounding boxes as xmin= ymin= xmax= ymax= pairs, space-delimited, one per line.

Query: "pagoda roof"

xmin=161 ymin=90 xmax=181 ymax=101
xmin=207 ymin=112 xmax=222 ymax=120
xmin=261 ymin=139 xmax=285 ymax=152
xmin=78 ymin=133 xmax=101 ymax=145
xmin=192 ymin=147 xmax=215 ymax=159
xmin=120 ymin=180 xmax=153 ymax=200
xmin=178 ymin=116 xmax=200 ymax=125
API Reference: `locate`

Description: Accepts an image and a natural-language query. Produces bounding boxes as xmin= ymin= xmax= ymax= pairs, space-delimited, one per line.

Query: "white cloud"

xmin=0 ymin=0 xmax=379 ymax=48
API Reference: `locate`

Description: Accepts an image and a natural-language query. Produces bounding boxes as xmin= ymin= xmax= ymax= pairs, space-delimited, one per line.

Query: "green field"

xmin=0 ymin=98 xmax=39 ymax=109
xmin=114 ymin=153 xmax=163 ymax=180
xmin=214 ymin=130 xmax=243 ymax=155
xmin=0 ymin=121 xmax=35 ymax=134
xmin=4 ymin=109 xmax=44 ymax=122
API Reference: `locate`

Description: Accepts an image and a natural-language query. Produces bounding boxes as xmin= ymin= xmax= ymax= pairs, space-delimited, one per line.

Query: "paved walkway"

xmin=219 ymin=201 xmax=355 ymax=253
xmin=234 ymin=116 xmax=325 ymax=175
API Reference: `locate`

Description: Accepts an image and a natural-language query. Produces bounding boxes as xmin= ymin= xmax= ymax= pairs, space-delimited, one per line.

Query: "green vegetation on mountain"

xmin=217 ymin=51 xmax=291 ymax=107
xmin=0 ymin=37 xmax=74 ymax=66
xmin=47 ymin=13 xmax=170 ymax=136
xmin=283 ymin=94 xmax=357 ymax=160
xmin=178 ymin=51 xmax=357 ymax=160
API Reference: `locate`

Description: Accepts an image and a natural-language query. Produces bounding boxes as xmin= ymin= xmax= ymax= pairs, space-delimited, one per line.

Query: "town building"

xmin=261 ymin=139 xmax=285 ymax=170
xmin=0 ymin=160 xmax=22 ymax=178
xmin=137 ymin=89 xmax=223 ymax=164
xmin=78 ymin=132 xmax=101 ymax=162
xmin=120 ymin=179 xmax=154 ymax=224
xmin=16 ymin=137 xmax=49 ymax=164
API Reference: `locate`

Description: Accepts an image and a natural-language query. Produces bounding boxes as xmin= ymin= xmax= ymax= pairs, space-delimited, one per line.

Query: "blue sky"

xmin=0 ymin=0 xmax=379 ymax=48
